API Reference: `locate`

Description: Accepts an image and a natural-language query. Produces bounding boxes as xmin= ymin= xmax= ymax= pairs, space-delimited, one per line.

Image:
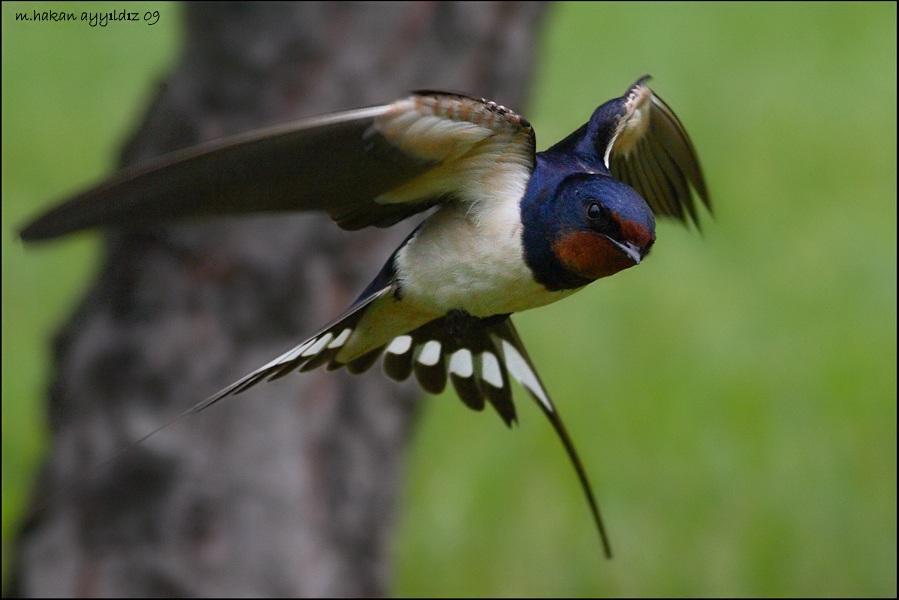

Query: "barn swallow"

xmin=20 ymin=76 xmax=710 ymax=559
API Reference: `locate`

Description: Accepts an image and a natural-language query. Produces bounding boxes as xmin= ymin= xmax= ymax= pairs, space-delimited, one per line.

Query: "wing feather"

xmin=20 ymin=93 xmax=535 ymax=241
xmin=606 ymin=77 xmax=711 ymax=228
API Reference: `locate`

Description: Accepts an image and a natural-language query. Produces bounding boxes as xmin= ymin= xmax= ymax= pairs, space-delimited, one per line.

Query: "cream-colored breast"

xmin=394 ymin=200 xmax=576 ymax=318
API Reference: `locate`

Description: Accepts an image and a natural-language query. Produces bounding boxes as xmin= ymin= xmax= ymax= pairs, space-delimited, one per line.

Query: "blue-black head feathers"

xmin=522 ymin=173 xmax=655 ymax=291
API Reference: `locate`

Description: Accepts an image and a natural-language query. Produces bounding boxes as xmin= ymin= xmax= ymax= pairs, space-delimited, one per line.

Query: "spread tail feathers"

xmin=122 ymin=306 xmax=614 ymax=558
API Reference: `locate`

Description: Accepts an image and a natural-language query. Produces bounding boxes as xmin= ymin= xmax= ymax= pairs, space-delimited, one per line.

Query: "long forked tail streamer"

xmin=492 ymin=320 xmax=613 ymax=559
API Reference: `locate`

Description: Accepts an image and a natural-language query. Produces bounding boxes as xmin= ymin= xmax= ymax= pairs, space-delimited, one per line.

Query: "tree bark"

xmin=9 ymin=2 xmax=546 ymax=597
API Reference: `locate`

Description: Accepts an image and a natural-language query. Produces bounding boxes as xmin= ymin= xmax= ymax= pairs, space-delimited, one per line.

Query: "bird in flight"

xmin=20 ymin=76 xmax=710 ymax=559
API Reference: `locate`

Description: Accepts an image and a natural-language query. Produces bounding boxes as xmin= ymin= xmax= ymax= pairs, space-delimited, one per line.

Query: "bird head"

xmin=522 ymin=173 xmax=656 ymax=291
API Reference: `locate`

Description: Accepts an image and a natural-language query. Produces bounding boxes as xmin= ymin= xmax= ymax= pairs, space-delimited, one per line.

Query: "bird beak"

xmin=603 ymin=237 xmax=644 ymax=265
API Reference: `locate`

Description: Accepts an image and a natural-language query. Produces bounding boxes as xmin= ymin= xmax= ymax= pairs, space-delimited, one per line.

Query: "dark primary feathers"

xmin=19 ymin=79 xmax=707 ymax=242
xmin=20 ymin=93 xmax=535 ymax=240
xmin=608 ymin=82 xmax=710 ymax=227
xmin=547 ymin=75 xmax=710 ymax=229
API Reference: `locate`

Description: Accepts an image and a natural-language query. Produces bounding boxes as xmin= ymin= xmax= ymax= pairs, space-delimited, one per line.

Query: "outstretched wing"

xmin=20 ymin=92 xmax=536 ymax=241
xmin=605 ymin=76 xmax=711 ymax=228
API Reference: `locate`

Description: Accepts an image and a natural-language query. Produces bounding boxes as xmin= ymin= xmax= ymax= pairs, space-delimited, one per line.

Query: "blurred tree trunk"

xmin=9 ymin=2 xmax=546 ymax=597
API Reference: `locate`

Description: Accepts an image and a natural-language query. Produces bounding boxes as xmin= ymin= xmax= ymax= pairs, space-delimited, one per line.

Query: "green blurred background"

xmin=3 ymin=2 xmax=896 ymax=596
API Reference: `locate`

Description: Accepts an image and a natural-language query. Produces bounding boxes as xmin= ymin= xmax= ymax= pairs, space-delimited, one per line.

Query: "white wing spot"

xmin=501 ymin=341 xmax=552 ymax=412
xmin=328 ymin=328 xmax=352 ymax=349
xmin=302 ymin=333 xmax=333 ymax=357
xmin=417 ymin=340 xmax=442 ymax=366
xmin=481 ymin=351 xmax=503 ymax=388
xmin=387 ymin=335 xmax=413 ymax=355
xmin=449 ymin=349 xmax=474 ymax=378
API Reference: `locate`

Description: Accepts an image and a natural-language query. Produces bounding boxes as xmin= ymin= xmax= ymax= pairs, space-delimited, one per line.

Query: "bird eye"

xmin=586 ymin=202 xmax=603 ymax=221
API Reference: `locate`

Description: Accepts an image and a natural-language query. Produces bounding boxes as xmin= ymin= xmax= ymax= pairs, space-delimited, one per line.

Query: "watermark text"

xmin=14 ymin=8 xmax=161 ymax=27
